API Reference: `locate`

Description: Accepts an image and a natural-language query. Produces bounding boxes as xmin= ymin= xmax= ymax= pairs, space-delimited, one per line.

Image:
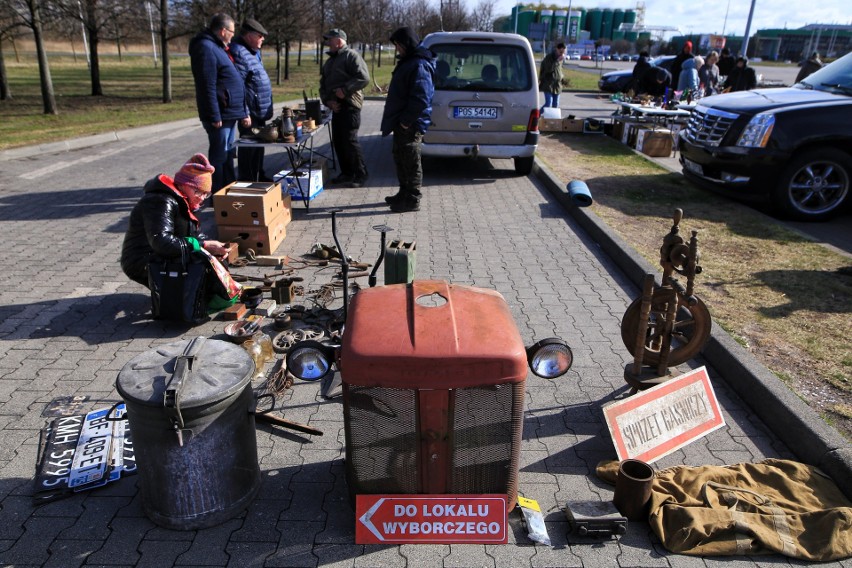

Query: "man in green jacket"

xmin=539 ymin=43 xmax=566 ymax=111
xmin=320 ymin=29 xmax=371 ymax=188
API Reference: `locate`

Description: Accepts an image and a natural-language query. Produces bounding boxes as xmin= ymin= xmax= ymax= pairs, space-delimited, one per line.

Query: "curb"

xmin=533 ymin=158 xmax=852 ymax=500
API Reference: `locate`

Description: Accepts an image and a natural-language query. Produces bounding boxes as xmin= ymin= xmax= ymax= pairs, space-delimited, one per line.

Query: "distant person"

xmin=670 ymin=40 xmax=693 ymax=87
xmin=380 ymin=26 xmax=436 ymax=213
xmin=319 ymin=28 xmax=371 ymax=188
xmin=637 ymin=66 xmax=672 ymax=98
xmin=630 ymin=50 xmax=651 ymax=93
xmin=795 ymin=52 xmax=824 ymax=83
xmin=188 ymin=14 xmax=251 ymax=192
xmin=230 ymin=19 xmax=274 ymax=182
xmin=724 ymin=56 xmax=757 ymax=91
xmin=717 ymin=47 xmax=735 ymax=77
xmin=699 ymin=51 xmax=720 ymax=96
xmin=539 ymin=42 xmax=566 ymax=110
xmin=677 ymin=55 xmax=703 ymax=93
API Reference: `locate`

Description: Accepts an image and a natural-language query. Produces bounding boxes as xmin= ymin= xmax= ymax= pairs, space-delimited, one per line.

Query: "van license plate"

xmin=454 ymin=106 xmax=498 ymax=119
xmin=683 ymin=158 xmax=703 ymax=175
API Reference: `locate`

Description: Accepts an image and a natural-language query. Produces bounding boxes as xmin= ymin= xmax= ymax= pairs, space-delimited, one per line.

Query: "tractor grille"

xmin=683 ymin=106 xmax=739 ymax=147
xmin=450 ymin=383 xmax=524 ymax=504
xmin=343 ymin=382 xmax=525 ymax=506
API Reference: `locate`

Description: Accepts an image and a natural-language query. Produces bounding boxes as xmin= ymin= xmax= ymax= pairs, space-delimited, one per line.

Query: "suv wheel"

xmin=514 ymin=156 xmax=534 ymax=175
xmin=773 ymin=148 xmax=851 ymax=221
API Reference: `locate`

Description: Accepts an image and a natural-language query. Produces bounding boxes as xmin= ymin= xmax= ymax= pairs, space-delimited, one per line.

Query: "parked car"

xmin=621 ymin=54 xmax=632 ymax=62
xmin=678 ymin=52 xmax=852 ymax=221
xmin=420 ymin=31 xmax=540 ymax=175
xmin=580 ymin=54 xmax=592 ymax=60
xmin=598 ymin=55 xmax=676 ymax=92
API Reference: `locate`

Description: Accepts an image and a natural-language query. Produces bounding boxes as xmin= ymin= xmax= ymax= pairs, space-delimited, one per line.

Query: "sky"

xmin=489 ymin=0 xmax=851 ymax=37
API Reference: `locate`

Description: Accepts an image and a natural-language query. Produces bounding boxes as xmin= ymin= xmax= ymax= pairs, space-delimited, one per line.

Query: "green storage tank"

xmin=612 ymin=30 xmax=626 ymax=42
xmin=517 ymin=9 xmax=536 ymax=38
xmin=601 ymin=9 xmax=614 ymax=41
xmin=638 ymin=32 xmax=652 ymax=44
xmin=586 ymin=8 xmax=602 ymax=40
xmin=626 ymin=31 xmax=639 ymax=42
xmin=623 ymin=9 xmax=637 ymax=25
xmin=539 ymin=8 xmax=554 ymax=40
xmin=613 ymin=9 xmax=625 ymax=35
xmin=554 ymin=9 xmax=568 ymax=40
xmin=579 ymin=8 xmax=587 ymax=33
xmin=568 ymin=10 xmax=582 ymax=43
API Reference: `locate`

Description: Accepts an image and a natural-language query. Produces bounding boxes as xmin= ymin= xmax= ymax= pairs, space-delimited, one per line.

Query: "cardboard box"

xmin=216 ymin=210 xmax=289 ymax=254
xmin=583 ymin=118 xmax=606 ymax=134
xmin=563 ymin=118 xmax=584 ymax=133
xmin=214 ymin=182 xmax=289 ymax=226
xmin=539 ymin=117 xmax=564 ymax=132
xmin=636 ymin=129 xmax=674 ymax=157
xmin=275 ymin=168 xmax=324 ymax=203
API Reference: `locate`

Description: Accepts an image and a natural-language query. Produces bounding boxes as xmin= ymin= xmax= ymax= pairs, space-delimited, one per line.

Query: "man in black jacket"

xmin=724 ymin=56 xmax=757 ymax=92
xmin=380 ymin=27 xmax=436 ymax=213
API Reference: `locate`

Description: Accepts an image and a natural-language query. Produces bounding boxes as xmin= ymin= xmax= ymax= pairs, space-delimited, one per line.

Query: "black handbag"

xmin=148 ymin=247 xmax=209 ymax=323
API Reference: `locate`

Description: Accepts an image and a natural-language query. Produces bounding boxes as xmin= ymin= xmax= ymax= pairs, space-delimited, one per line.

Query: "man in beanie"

xmin=231 ymin=18 xmax=274 ymax=181
xmin=380 ymin=26 xmax=436 ymax=213
xmin=723 ymin=56 xmax=757 ymax=92
xmin=319 ymin=28 xmax=371 ymax=188
xmin=189 ymin=13 xmax=251 ymax=191
xmin=121 ymin=153 xmax=238 ymax=315
xmin=670 ymin=40 xmax=693 ymax=89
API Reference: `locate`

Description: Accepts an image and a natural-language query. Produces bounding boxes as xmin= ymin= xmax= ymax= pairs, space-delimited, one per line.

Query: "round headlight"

xmin=526 ymin=338 xmax=573 ymax=379
xmin=286 ymin=340 xmax=334 ymax=381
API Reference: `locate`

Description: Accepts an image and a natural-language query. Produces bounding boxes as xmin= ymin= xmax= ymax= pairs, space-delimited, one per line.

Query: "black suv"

xmin=678 ymin=52 xmax=852 ymax=221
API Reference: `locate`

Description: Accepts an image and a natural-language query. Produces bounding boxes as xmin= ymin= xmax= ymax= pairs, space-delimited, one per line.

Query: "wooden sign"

xmin=355 ymin=495 xmax=507 ymax=544
xmin=603 ymin=366 xmax=725 ymax=463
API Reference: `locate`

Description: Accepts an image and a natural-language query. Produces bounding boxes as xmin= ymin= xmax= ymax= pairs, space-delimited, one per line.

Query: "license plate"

xmin=683 ymin=158 xmax=703 ymax=176
xmin=454 ymin=106 xmax=498 ymax=119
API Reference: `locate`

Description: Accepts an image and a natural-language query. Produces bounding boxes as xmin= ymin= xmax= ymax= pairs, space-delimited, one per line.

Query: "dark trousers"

xmin=237 ymin=119 xmax=267 ymax=181
xmin=392 ymin=127 xmax=423 ymax=200
xmin=203 ymin=120 xmax=238 ymax=191
xmin=331 ymin=106 xmax=367 ymax=179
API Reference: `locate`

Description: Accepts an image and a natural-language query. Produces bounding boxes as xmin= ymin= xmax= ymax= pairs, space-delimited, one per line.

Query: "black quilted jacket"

xmin=120 ymin=175 xmax=205 ymax=286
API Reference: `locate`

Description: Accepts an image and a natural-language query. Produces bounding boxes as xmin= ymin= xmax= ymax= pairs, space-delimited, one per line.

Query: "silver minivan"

xmin=420 ymin=32 xmax=540 ymax=175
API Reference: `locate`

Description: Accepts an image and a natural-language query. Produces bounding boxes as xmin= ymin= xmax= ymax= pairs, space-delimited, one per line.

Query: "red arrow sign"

xmin=355 ymin=495 xmax=508 ymax=544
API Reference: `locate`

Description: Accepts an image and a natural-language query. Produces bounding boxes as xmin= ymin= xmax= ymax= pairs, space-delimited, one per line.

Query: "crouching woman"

xmin=121 ymin=153 xmax=240 ymax=320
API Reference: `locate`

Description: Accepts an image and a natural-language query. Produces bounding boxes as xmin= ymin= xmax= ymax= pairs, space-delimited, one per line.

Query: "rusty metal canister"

xmin=612 ymin=459 xmax=655 ymax=521
xmin=115 ymin=337 xmax=260 ymax=530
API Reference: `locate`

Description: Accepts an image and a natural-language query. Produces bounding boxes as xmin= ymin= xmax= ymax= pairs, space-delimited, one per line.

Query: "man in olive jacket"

xmin=319 ymin=29 xmax=370 ymax=188
xmin=539 ymin=43 xmax=565 ymax=111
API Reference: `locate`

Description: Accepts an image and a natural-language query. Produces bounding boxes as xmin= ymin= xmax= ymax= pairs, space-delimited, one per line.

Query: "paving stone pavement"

xmin=0 ymin=100 xmax=849 ymax=568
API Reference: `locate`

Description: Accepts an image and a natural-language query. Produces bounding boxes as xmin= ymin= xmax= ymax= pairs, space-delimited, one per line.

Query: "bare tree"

xmin=3 ymin=0 xmax=56 ymax=112
xmin=469 ymin=0 xmax=495 ymax=32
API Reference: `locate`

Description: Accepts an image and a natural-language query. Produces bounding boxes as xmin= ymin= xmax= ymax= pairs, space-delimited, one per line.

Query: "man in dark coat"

xmin=717 ymin=47 xmax=736 ymax=77
xmin=189 ymin=14 xmax=250 ymax=192
xmin=380 ymin=27 xmax=436 ymax=213
xmin=795 ymin=52 xmax=824 ymax=83
xmin=670 ymin=40 xmax=693 ymax=88
xmin=637 ymin=66 xmax=672 ymax=98
xmin=724 ymin=56 xmax=757 ymax=92
xmin=230 ymin=18 xmax=274 ymax=181
xmin=320 ymin=29 xmax=371 ymax=188
xmin=631 ymin=51 xmax=651 ymax=93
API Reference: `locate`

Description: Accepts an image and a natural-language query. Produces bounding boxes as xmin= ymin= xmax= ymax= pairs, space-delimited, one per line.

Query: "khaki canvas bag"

xmin=597 ymin=459 xmax=852 ymax=561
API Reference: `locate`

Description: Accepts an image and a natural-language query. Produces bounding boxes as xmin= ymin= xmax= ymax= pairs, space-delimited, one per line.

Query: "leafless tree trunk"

xmin=28 ymin=0 xmax=57 ymax=113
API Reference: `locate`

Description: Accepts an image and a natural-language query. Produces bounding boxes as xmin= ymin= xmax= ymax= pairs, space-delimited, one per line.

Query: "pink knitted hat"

xmin=174 ymin=153 xmax=215 ymax=194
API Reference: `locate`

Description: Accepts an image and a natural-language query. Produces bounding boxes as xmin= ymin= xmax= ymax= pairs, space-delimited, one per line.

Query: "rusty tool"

xmin=254 ymin=413 xmax=323 ymax=436
xmin=231 ymin=273 xmax=275 ymax=286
